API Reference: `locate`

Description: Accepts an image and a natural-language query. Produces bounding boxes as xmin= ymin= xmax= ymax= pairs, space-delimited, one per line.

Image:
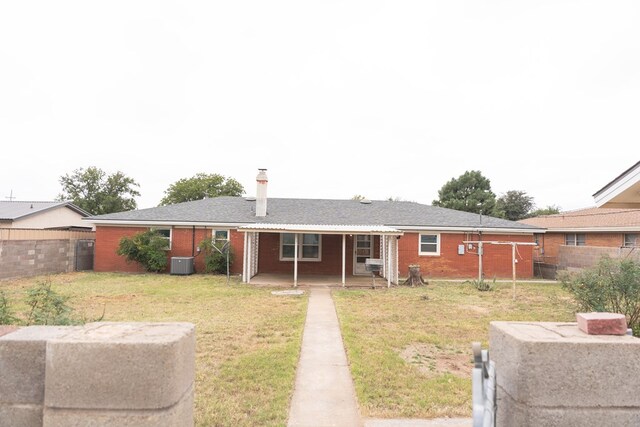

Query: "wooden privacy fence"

xmin=0 ymin=228 xmax=95 ymax=241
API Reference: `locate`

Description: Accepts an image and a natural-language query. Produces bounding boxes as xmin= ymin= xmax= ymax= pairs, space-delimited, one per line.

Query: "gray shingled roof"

xmin=87 ymin=197 xmax=540 ymax=230
xmin=0 ymin=201 xmax=90 ymax=221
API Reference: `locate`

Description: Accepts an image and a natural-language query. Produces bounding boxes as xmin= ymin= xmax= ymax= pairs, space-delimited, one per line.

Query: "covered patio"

xmin=238 ymin=224 xmax=403 ymax=287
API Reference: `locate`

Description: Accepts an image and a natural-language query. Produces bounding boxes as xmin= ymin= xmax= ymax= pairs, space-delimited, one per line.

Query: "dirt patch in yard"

xmin=399 ymin=343 xmax=471 ymax=378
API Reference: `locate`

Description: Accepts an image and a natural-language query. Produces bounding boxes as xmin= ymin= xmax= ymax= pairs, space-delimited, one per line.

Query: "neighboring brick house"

xmin=86 ymin=171 xmax=541 ymax=284
xmin=520 ymin=208 xmax=640 ymax=274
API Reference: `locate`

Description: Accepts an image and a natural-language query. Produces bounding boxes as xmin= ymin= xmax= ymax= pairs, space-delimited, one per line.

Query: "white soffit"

xmin=594 ymin=161 xmax=640 ymax=208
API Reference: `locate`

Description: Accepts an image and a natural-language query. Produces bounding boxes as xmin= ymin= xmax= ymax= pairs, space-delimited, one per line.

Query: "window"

xmin=153 ymin=228 xmax=172 ymax=250
xmin=213 ymin=229 xmax=229 ymax=243
xmin=565 ymin=233 xmax=586 ymax=246
xmin=419 ymin=233 xmax=440 ymax=256
xmin=624 ymin=234 xmax=639 ymax=247
xmin=280 ymin=233 xmax=321 ymax=261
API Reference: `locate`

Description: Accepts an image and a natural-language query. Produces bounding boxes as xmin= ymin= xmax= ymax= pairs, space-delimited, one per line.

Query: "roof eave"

xmin=87 ymin=219 xmax=254 ymax=227
xmin=393 ymin=225 xmax=544 ymax=234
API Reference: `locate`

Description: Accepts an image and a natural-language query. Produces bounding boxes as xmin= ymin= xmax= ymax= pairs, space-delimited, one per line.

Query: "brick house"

xmin=520 ymin=208 xmax=640 ymax=274
xmin=86 ymin=170 xmax=541 ymax=284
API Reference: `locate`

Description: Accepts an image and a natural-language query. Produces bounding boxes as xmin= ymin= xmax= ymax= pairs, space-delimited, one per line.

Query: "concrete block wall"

xmin=0 ymin=322 xmax=195 ymax=427
xmin=558 ymin=245 xmax=640 ymax=271
xmin=490 ymin=321 xmax=640 ymax=426
xmin=0 ymin=239 xmax=83 ymax=280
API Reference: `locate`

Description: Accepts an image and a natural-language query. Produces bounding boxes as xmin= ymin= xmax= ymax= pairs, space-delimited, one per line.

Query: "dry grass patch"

xmin=333 ymin=280 xmax=575 ymax=419
xmin=1 ymin=272 xmax=308 ymax=427
xmin=399 ymin=343 xmax=469 ymax=378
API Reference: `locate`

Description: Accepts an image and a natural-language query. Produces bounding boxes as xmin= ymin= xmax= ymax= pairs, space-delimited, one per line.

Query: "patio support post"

xmin=294 ymin=233 xmax=298 ymax=287
xmin=387 ymin=236 xmax=391 ymax=288
xmin=242 ymin=232 xmax=248 ymax=283
xmin=247 ymin=233 xmax=252 ymax=284
xmin=342 ymin=234 xmax=346 ymax=287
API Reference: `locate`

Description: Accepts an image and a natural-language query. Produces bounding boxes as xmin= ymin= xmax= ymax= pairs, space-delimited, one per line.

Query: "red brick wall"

xmin=95 ymin=226 xmax=241 ymax=273
xmin=398 ymin=232 xmax=535 ymax=279
xmin=229 ymin=230 xmax=244 ymax=275
xmin=95 ymin=226 xmax=148 ymax=273
xmin=96 ymin=226 xmax=534 ymax=279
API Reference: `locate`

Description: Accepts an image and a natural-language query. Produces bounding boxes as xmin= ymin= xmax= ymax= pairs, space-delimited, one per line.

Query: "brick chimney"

xmin=256 ymin=169 xmax=268 ymax=217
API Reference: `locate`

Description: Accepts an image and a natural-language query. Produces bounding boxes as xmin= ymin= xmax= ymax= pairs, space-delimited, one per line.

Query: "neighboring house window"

xmin=565 ymin=233 xmax=586 ymax=246
xmin=152 ymin=228 xmax=172 ymax=250
xmin=213 ymin=229 xmax=229 ymax=244
xmin=624 ymin=234 xmax=639 ymax=247
xmin=280 ymin=233 xmax=321 ymax=261
xmin=419 ymin=233 xmax=440 ymax=256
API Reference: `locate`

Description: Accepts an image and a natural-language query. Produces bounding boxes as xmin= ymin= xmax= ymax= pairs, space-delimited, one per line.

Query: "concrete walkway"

xmin=287 ymin=288 xmax=362 ymax=427
xmin=287 ymin=288 xmax=473 ymax=427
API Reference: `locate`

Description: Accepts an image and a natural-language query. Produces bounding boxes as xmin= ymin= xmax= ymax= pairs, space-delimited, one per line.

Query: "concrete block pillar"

xmin=0 ymin=322 xmax=195 ymax=427
xmin=0 ymin=326 xmax=76 ymax=427
xmin=490 ymin=321 xmax=640 ymax=426
xmin=43 ymin=322 xmax=195 ymax=426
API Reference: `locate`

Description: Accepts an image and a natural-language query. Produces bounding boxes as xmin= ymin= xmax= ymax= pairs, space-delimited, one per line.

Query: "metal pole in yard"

xmin=478 ymin=242 xmax=483 ymax=282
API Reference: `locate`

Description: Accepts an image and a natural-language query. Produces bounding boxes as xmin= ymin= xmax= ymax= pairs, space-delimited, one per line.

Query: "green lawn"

xmin=0 ymin=272 xmax=308 ymax=427
xmin=333 ymin=281 xmax=576 ymax=419
xmin=2 ymin=274 xmax=577 ymax=423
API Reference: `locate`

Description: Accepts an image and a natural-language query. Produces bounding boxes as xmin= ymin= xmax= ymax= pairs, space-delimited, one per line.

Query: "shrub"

xmin=0 ymin=290 xmax=17 ymax=325
xmin=561 ymin=257 xmax=640 ymax=335
xmin=25 ymin=279 xmax=76 ymax=326
xmin=468 ymin=277 xmax=495 ymax=292
xmin=199 ymin=237 xmax=235 ymax=274
xmin=117 ymin=230 xmax=168 ymax=272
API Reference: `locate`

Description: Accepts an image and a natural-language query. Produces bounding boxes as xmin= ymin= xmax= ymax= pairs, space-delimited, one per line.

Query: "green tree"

xmin=526 ymin=205 xmax=562 ymax=218
xmin=117 ymin=230 xmax=168 ymax=272
xmin=57 ymin=166 xmax=140 ymax=215
xmin=160 ymin=173 xmax=244 ymax=206
xmin=494 ymin=190 xmax=535 ymax=221
xmin=432 ymin=170 xmax=496 ymax=214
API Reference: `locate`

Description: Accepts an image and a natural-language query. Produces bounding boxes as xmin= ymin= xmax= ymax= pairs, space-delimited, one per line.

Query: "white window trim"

xmin=624 ymin=233 xmax=638 ymax=247
xmin=565 ymin=233 xmax=586 ymax=246
xmin=279 ymin=233 xmax=322 ymax=262
xmin=151 ymin=227 xmax=172 ymax=250
xmin=212 ymin=229 xmax=230 ymax=243
xmin=419 ymin=233 xmax=440 ymax=256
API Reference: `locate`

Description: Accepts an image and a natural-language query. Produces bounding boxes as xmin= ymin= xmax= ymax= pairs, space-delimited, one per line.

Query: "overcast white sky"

xmin=1 ymin=1 xmax=638 ymax=212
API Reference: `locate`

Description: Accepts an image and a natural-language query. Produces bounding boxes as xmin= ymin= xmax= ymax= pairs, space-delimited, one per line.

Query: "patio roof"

xmin=237 ymin=223 xmax=404 ymax=235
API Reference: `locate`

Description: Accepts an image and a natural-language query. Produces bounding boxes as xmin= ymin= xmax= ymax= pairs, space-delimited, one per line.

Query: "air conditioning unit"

xmin=171 ymin=257 xmax=194 ymax=275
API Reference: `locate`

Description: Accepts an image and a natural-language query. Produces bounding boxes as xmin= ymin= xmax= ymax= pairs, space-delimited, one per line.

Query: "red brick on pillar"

xmin=576 ymin=312 xmax=628 ymax=335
